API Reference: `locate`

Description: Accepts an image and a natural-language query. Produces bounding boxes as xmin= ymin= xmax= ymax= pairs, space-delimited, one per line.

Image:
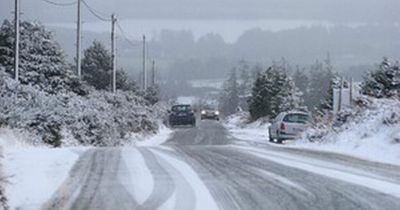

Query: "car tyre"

xmin=268 ymin=129 xmax=274 ymax=142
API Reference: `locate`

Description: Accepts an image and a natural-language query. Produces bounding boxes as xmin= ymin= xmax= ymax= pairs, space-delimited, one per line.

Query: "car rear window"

xmin=172 ymin=105 xmax=192 ymax=112
xmin=283 ymin=113 xmax=309 ymax=124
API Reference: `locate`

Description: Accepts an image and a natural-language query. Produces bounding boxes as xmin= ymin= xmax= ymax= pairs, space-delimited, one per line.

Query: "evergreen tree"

xmin=143 ymin=85 xmax=160 ymax=105
xmin=237 ymin=60 xmax=251 ymax=96
xmin=81 ymin=41 xmax=112 ymax=90
xmin=293 ymin=65 xmax=309 ymax=95
xmin=306 ymin=57 xmax=335 ymax=111
xmin=116 ymin=69 xmax=137 ymax=92
xmin=248 ymin=67 xmax=301 ymax=120
xmin=361 ymin=57 xmax=400 ymax=98
xmin=0 ymin=20 xmax=87 ymax=95
xmin=319 ymin=76 xmax=341 ymax=111
xmin=219 ymin=68 xmax=240 ymax=116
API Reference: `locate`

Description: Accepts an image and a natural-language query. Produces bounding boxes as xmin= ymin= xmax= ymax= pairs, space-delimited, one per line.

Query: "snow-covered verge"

xmin=224 ymin=99 xmax=400 ymax=166
xmin=292 ymin=98 xmax=400 ymax=165
xmin=224 ymin=112 xmax=270 ymax=142
xmin=3 ymin=146 xmax=84 ymax=210
xmin=0 ymin=148 xmax=8 ymax=210
xmin=0 ymin=129 xmax=82 ymax=210
xmin=0 ymin=70 xmax=166 ymax=147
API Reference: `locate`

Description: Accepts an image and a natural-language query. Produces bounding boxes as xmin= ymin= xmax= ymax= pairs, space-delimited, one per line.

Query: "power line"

xmin=42 ymin=0 xmax=77 ymax=6
xmin=116 ymin=21 xmax=140 ymax=47
xmin=81 ymin=0 xmax=111 ymax=22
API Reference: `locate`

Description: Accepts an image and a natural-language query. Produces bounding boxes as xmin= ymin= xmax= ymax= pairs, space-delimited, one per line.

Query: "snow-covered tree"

xmin=219 ymin=68 xmax=240 ymax=116
xmin=0 ymin=19 xmax=88 ymax=95
xmin=0 ymin=21 xmax=164 ymax=147
xmin=237 ymin=60 xmax=251 ymax=96
xmin=248 ymin=66 xmax=301 ymax=120
xmin=293 ymin=65 xmax=309 ymax=96
xmin=142 ymin=85 xmax=160 ymax=105
xmin=81 ymin=41 xmax=112 ymax=90
xmin=319 ymin=76 xmax=342 ymax=111
xmin=116 ymin=69 xmax=138 ymax=92
xmin=361 ymin=57 xmax=400 ymax=98
xmin=306 ymin=58 xmax=335 ymax=111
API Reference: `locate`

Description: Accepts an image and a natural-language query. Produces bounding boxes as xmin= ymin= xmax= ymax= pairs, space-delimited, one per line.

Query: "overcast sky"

xmin=1 ymin=0 xmax=399 ymax=23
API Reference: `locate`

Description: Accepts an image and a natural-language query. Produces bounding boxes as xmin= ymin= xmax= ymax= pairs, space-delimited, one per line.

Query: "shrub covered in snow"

xmin=300 ymin=97 xmax=400 ymax=154
xmin=0 ymin=19 xmax=164 ymax=147
xmin=0 ymin=151 xmax=7 ymax=210
xmin=0 ymin=70 xmax=163 ymax=146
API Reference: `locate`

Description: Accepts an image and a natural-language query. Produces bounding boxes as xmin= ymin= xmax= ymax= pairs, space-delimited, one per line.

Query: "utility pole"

xmin=151 ymin=59 xmax=155 ymax=86
xmin=338 ymin=77 xmax=343 ymax=112
xmin=76 ymin=0 xmax=82 ymax=78
xmin=142 ymin=35 xmax=147 ymax=90
xmin=111 ymin=14 xmax=117 ymax=93
xmin=14 ymin=0 xmax=20 ymax=80
xmin=349 ymin=78 xmax=353 ymax=108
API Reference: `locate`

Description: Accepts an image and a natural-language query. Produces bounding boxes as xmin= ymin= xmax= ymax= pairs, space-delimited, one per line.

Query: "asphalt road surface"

xmin=42 ymin=120 xmax=400 ymax=210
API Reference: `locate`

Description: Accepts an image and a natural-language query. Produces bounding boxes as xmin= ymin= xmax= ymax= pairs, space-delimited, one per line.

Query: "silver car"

xmin=268 ymin=111 xmax=310 ymax=143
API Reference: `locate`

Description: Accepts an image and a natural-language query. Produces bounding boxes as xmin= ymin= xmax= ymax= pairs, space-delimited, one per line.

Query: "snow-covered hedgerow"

xmin=297 ymin=97 xmax=400 ymax=164
xmin=0 ymin=144 xmax=7 ymax=210
xmin=0 ymin=70 xmax=160 ymax=147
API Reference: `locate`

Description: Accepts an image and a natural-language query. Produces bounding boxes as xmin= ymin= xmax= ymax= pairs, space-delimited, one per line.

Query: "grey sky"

xmin=1 ymin=0 xmax=399 ymax=23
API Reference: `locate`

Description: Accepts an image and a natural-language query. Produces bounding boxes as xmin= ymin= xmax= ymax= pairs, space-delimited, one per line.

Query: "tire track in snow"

xmin=42 ymin=148 xmax=139 ymax=210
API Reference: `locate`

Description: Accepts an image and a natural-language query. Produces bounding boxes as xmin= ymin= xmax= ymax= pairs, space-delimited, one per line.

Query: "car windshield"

xmin=283 ymin=113 xmax=309 ymax=124
xmin=172 ymin=105 xmax=191 ymax=112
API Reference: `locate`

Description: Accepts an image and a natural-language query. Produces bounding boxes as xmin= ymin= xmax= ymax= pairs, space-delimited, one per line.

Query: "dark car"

xmin=169 ymin=104 xmax=196 ymax=127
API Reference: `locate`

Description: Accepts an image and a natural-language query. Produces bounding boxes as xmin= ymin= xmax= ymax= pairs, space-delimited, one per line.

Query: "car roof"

xmin=173 ymin=104 xmax=191 ymax=107
xmin=285 ymin=111 xmax=309 ymax=115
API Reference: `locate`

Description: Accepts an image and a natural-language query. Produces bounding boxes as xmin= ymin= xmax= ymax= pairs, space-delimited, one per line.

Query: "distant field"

xmin=189 ymin=79 xmax=224 ymax=90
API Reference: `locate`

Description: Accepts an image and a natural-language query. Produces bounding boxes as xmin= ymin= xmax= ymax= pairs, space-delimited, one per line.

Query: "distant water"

xmin=48 ymin=18 xmax=364 ymax=43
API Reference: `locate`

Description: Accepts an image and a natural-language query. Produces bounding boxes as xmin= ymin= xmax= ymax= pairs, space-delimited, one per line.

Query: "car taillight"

xmin=280 ymin=122 xmax=285 ymax=130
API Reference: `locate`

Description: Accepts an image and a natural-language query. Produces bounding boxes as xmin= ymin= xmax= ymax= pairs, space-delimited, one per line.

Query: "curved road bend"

xmin=42 ymin=120 xmax=400 ymax=210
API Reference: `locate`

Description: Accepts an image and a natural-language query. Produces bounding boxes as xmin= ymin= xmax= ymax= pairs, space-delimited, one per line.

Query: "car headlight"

xmin=201 ymin=110 xmax=206 ymax=115
xmin=215 ymin=111 xmax=220 ymax=115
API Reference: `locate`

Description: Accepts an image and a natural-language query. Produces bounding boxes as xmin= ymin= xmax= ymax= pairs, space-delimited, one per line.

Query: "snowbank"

xmin=224 ymin=112 xmax=270 ymax=142
xmin=3 ymin=146 xmax=85 ymax=210
xmin=127 ymin=123 xmax=173 ymax=147
xmin=293 ymin=98 xmax=400 ymax=165
xmin=0 ymin=129 xmax=85 ymax=210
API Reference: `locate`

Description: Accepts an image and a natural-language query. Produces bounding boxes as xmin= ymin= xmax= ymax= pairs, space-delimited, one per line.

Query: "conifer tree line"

xmin=219 ymin=56 xmax=400 ymax=121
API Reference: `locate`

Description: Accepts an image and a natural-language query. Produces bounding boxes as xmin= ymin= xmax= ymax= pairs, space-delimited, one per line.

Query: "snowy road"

xmin=40 ymin=121 xmax=400 ymax=210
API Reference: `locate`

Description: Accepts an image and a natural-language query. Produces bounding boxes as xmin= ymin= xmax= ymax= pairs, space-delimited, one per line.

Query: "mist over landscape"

xmin=2 ymin=1 xmax=400 ymax=210
xmin=1 ymin=0 xmax=399 ymax=83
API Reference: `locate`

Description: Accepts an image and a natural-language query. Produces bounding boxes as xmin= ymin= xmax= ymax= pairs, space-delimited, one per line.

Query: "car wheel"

xmin=268 ymin=129 xmax=274 ymax=142
xmin=276 ymin=138 xmax=283 ymax=144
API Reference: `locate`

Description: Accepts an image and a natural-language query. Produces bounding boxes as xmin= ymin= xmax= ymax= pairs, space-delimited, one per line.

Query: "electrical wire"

xmin=81 ymin=0 xmax=111 ymax=22
xmin=116 ymin=21 xmax=141 ymax=47
xmin=42 ymin=0 xmax=77 ymax=6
